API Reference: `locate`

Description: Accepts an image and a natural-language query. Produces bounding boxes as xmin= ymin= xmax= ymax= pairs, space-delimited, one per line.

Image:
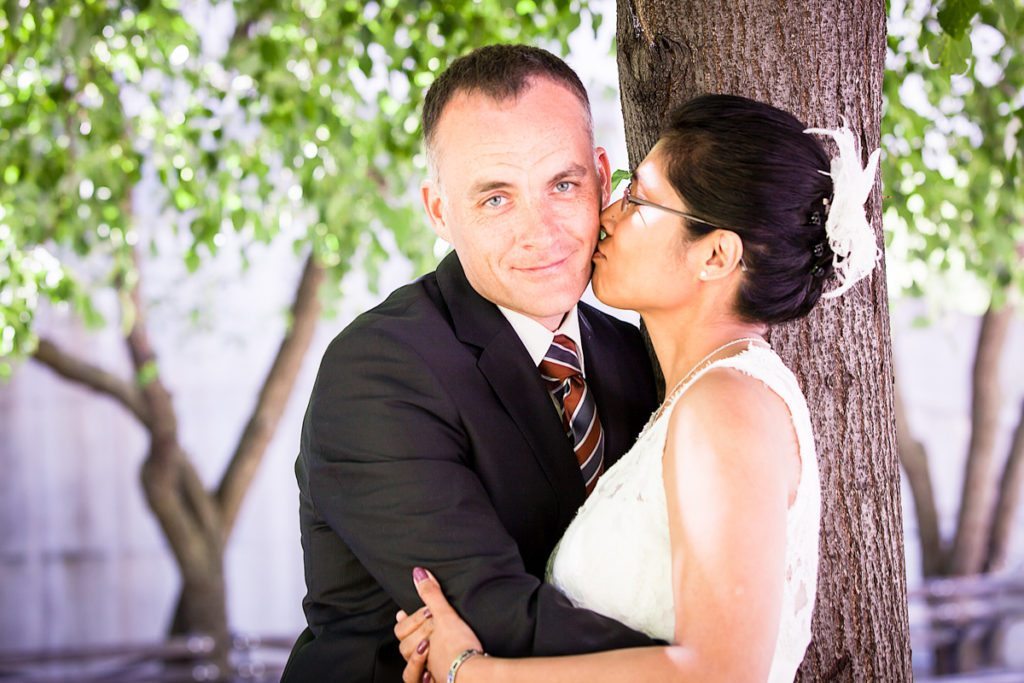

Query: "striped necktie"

xmin=539 ymin=334 xmax=605 ymax=495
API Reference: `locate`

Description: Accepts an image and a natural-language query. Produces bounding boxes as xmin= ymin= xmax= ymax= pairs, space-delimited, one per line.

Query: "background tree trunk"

xmin=615 ymin=1 xmax=912 ymax=679
xmin=986 ymin=400 xmax=1024 ymax=572
xmin=30 ymin=251 xmax=324 ymax=678
xmin=894 ymin=379 xmax=944 ymax=576
xmin=950 ymin=303 xmax=1015 ymax=575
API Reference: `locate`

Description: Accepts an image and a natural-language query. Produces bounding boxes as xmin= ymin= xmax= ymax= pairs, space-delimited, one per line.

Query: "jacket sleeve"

xmin=303 ymin=326 xmax=660 ymax=657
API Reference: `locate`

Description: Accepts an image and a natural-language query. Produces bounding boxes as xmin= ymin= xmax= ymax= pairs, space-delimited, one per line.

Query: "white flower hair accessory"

xmin=803 ymin=118 xmax=882 ymax=299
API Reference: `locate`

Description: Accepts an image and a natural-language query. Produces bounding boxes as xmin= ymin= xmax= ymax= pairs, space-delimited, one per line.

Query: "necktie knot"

xmin=539 ymin=335 xmax=582 ymax=384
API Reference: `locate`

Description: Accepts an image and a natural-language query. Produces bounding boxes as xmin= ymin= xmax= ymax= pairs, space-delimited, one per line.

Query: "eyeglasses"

xmin=619 ymin=176 xmax=748 ymax=273
xmin=620 ymin=178 xmax=719 ymax=228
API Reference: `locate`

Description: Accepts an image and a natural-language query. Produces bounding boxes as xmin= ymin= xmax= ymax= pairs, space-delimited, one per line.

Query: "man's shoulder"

xmin=307 ymin=272 xmax=461 ymax=429
xmin=578 ymin=301 xmax=644 ymax=345
xmin=328 ymin=271 xmax=451 ymax=356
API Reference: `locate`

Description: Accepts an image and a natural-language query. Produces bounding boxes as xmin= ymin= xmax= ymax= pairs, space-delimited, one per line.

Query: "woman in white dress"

xmin=395 ymin=94 xmax=879 ymax=683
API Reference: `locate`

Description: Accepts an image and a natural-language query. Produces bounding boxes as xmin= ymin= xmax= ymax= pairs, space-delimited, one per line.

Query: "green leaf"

xmin=611 ymin=168 xmax=631 ymax=191
xmin=136 ymin=360 xmax=159 ymax=387
xmin=184 ymin=249 xmax=200 ymax=273
xmin=937 ymin=0 xmax=981 ymax=39
xmin=988 ymin=0 xmax=1017 ymax=30
xmin=926 ymin=32 xmax=973 ymax=74
xmin=516 ymin=0 xmax=538 ymax=15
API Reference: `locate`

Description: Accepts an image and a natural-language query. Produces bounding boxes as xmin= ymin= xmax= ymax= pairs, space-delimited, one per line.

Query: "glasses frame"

xmin=619 ymin=176 xmax=748 ymax=272
xmin=620 ymin=179 xmax=719 ymax=228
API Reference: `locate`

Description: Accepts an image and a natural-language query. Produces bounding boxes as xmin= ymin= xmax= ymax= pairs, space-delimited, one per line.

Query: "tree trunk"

xmin=893 ymin=377 xmax=944 ymax=576
xmin=30 ymin=341 xmax=230 ymax=674
xmin=123 ymin=257 xmax=231 ymax=674
xmin=168 ymin=254 xmax=324 ymax=639
xmin=615 ymin=1 xmax=912 ymax=679
xmin=215 ymin=255 xmax=325 ymax=540
xmin=32 ymin=250 xmax=324 ymax=678
xmin=986 ymin=400 xmax=1024 ymax=572
xmin=950 ymin=303 xmax=1015 ymax=576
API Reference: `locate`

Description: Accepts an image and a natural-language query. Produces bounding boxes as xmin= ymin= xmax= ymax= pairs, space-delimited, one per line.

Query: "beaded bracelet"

xmin=447 ymin=648 xmax=486 ymax=683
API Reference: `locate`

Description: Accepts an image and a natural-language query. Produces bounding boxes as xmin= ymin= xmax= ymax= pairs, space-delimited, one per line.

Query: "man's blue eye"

xmin=485 ymin=196 xmax=505 ymax=207
xmin=555 ymin=181 xmax=572 ymax=192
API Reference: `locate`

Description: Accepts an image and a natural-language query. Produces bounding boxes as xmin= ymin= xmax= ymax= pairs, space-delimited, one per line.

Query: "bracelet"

xmin=447 ymin=648 xmax=486 ymax=683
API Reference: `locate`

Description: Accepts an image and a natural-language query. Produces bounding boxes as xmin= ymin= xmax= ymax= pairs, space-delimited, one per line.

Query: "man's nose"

xmin=516 ymin=198 xmax=561 ymax=248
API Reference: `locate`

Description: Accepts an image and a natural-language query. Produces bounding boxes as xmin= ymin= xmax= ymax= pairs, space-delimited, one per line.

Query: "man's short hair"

xmin=422 ymin=44 xmax=593 ymax=162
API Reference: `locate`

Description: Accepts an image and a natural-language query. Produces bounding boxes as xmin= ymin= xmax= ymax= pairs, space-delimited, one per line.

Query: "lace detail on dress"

xmin=547 ymin=345 xmax=820 ymax=683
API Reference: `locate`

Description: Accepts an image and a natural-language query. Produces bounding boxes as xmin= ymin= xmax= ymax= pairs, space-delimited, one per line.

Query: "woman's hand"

xmin=395 ymin=604 xmax=435 ymax=682
xmin=399 ymin=567 xmax=484 ymax=682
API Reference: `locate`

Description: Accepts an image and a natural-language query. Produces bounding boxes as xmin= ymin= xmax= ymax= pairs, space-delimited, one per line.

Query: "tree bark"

xmin=32 ymin=338 xmax=152 ymax=427
xmin=30 ymin=296 xmax=230 ymax=673
xmin=893 ymin=378 xmax=944 ymax=576
xmin=615 ymin=1 xmax=911 ymax=679
xmin=30 ymin=244 xmax=325 ymax=674
xmin=169 ymin=254 xmax=324 ymax=631
xmin=950 ymin=303 xmax=1015 ymax=575
xmin=215 ymin=254 xmax=324 ymax=541
xmin=122 ymin=258 xmax=230 ymax=672
xmin=986 ymin=400 xmax=1024 ymax=572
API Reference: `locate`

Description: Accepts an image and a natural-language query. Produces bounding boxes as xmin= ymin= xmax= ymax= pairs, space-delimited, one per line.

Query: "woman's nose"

xmin=599 ymin=202 xmax=620 ymax=235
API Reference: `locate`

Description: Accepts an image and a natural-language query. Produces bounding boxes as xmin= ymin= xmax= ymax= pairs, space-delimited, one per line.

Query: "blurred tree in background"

xmin=885 ymin=0 xmax=1023 ymax=672
xmin=884 ymin=0 xmax=1023 ymax=581
xmin=886 ymin=3 xmax=1023 ymax=306
xmin=0 ymin=0 xmax=598 ymax=672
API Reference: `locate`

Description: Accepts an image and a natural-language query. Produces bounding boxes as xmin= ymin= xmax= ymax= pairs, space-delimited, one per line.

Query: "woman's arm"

xmin=401 ymin=368 xmax=800 ymax=683
xmin=661 ymin=367 xmax=799 ymax=680
xmin=403 ymin=573 xmax=707 ymax=683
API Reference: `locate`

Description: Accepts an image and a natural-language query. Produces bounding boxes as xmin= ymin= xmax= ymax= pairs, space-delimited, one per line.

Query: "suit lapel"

xmin=477 ymin=339 xmax=586 ymax=512
xmin=435 ymin=253 xmax=585 ymax=515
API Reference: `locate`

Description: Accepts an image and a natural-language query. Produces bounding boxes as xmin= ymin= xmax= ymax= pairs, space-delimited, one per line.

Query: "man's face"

xmin=421 ymin=77 xmax=611 ymax=330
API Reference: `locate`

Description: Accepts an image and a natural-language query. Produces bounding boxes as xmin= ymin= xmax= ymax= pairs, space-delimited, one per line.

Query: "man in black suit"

xmin=283 ymin=45 xmax=659 ymax=682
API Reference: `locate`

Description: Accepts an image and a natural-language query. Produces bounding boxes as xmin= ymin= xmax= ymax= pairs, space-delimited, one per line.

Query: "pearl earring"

xmin=700 ymin=270 xmax=708 ymax=280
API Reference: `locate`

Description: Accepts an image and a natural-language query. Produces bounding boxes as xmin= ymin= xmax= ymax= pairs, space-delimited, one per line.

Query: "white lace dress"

xmin=547 ymin=345 xmax=820 ymax=682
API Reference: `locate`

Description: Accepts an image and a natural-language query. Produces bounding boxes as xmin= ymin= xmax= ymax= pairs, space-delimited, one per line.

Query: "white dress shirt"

xmin=497 ymin=304 xmax=586 ymax=377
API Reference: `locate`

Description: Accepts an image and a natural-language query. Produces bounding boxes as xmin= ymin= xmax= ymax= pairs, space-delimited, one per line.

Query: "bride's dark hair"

xmin=659 ymin=94 xmax=837 ymax=324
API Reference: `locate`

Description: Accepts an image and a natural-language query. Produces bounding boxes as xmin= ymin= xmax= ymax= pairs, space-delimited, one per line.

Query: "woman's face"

xmin=592 ymin=144 xmax=702 ymax=313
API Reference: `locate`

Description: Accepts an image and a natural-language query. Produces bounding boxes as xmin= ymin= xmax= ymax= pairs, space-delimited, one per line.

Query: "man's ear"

xmin=595 ymin=146 xmax=612 ymax=206
xmin=420 ymin=179 xmax=450 ymax=243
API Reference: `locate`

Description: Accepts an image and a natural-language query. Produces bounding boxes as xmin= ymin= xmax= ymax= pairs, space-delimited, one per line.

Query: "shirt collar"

xmin=497 ymin=304 xmax=585 ymax=376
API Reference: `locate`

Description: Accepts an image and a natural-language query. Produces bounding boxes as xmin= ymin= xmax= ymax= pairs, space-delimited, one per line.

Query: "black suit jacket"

xmin=284 ymin=252 xmax=660 ymax=682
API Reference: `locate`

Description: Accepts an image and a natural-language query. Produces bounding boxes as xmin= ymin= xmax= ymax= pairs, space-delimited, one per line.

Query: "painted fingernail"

xmin=413 ymin=567 xmax=428 ymax=583
xmin=416 ymin=638 xmax=429 ymax=655
xmin=423 ymin=608 xmax=432 ymax=619
xmin=422 ymin=673 xmax=432 ymax=683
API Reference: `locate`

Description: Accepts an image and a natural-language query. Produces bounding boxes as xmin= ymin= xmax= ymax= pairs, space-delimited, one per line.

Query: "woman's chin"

xmin=592 ymin=277 xmax=627 ymax=310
